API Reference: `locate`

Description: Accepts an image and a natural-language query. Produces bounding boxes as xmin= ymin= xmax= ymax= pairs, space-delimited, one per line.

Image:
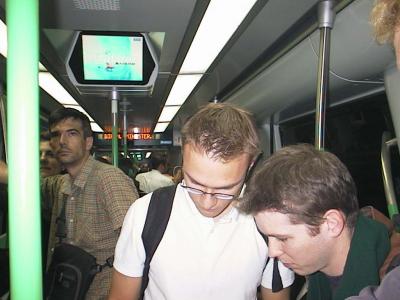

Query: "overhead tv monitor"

xmin=67 ymin=31 xmax=158 ymax=89
xmin=82 ymin=34 xmax=143 ymax=81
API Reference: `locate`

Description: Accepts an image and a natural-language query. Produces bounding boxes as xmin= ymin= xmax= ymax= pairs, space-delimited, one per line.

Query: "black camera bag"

xmin=45 ymin=243 xmax=99 ymax=300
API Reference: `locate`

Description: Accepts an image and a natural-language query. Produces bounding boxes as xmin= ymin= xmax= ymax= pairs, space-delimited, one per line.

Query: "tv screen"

xmin=68 ymin=31 xmax=156 ymax=86
xmin=82 ymin=35 xmax=143 ymax=81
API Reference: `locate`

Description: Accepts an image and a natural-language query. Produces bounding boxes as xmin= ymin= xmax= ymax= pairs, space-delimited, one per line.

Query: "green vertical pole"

xmin=6 ymin=0 xmax=42 ymax=299
xmin=112 ymin=120 xmax=118 ymax=166
xmin=111 ymin=89 xmax=119 ymax=167
xmin=123 ymin=110 xmax=128 ymax=158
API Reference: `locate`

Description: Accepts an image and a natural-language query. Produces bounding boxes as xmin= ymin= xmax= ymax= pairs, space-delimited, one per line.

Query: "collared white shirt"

xmin=114 ymin=184 xmax=294 ymax=300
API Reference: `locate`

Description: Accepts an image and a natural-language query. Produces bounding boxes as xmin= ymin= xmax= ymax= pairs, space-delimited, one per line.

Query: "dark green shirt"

xmin=307 ymin=214 xmax=390 ymax=300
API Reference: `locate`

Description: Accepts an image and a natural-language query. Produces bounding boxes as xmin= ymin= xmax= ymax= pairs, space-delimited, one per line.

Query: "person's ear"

xmin=85 ymin=136 xmax=93 ymax=151
xmin=322 ymin=209 xmax=346 ymax=237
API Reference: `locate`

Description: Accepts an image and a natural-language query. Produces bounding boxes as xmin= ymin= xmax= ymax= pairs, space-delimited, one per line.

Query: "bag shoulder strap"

xmin=54 ymin=194 xmax=114 ymax=272
xmin=55 ymin=195 xmax=68 ymax=242
xmin=139 ymin=184 xmax=177 ymax=299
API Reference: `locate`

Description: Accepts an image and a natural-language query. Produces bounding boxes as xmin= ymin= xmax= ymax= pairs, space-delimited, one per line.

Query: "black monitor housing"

xmin=66 ymin=31 xmax=158 ymax=95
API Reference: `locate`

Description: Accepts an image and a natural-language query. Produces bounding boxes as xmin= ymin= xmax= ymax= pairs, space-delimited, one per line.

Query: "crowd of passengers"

xmin=0 ymin=0 xmax=400 ymax=299
xmin=1 ymin=102 xmax=399 ymax=300
xmin=102 ymin=154 xmax=180 ymax=196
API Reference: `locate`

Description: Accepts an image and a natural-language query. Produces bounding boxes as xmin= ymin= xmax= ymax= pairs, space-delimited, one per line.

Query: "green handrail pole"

xmin=111 ymin=89 xmax=119 ymax=166
xmin=123 ymin=109 xmax=128 ymax=158
xmin=6 ymin=0 xmax=42 ymax=299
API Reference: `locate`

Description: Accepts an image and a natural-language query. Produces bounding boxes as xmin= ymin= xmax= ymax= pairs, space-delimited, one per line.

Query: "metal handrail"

xmin=314 ymin=0 xmax=335 ymax=150
xmin=381 ymin=131 xmax=399 ymax=219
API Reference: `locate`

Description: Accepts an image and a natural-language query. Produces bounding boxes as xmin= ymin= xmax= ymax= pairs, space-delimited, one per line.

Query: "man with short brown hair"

xmin=240 ymin=144 xmax=390 ymax=300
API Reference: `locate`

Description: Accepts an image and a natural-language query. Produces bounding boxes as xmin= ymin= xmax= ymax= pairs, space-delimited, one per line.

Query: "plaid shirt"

xmin=42 ymin=156 xmax=138 ymax=299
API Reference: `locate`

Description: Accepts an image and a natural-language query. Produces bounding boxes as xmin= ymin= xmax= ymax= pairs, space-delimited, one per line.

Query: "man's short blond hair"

xmin=181 ymin=103 xmax=260 ymax=162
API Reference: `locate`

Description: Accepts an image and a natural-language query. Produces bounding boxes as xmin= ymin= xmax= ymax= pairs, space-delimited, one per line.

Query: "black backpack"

xmin=139 ymin=185 xmax=283 ymax=299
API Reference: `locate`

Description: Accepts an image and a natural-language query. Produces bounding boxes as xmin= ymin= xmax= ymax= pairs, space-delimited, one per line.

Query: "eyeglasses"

xmin=180 ymin=183 xmax=236 ymax=201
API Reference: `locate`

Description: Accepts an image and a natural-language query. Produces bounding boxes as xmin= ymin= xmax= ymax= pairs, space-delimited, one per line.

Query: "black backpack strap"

xmin=55 ymin=195 xmax=68 ymax=243
xmin=256 ymin=222 xmax=283 ymax=292
xmin=139 ymin=185 xmax=177 ymax=299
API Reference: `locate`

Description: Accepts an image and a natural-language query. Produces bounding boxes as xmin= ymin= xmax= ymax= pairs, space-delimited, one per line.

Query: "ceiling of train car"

xmin=37 ymin=0 xmax=207 ymax=131
xmin=0 ymin=0 xmax=324 ymax=132
xmin=1 ymin=0 xmax=388 ymax=134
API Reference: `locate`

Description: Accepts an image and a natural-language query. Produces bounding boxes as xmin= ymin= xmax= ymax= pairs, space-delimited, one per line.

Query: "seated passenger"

xmin=135 ymin=154 xmax=174 ymax=193
xmin=240 ymin=144 xmax=390 ymax=300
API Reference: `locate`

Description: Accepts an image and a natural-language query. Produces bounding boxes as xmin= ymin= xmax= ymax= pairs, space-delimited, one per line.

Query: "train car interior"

xmin=0 ymin=0 xmax=399 ymax=299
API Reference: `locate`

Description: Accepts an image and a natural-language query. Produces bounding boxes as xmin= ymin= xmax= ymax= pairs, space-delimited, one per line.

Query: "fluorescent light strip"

xmin=1 ymin=19 xmax=103 ymax=132
xmin=157 ymin=0 xmax=257 ymax=131
xmin=90 ymin=122 xmax=103 ymax=132
xmin=158 ymin=105 xmax=181 ymax=122
xmin=164 ymin=74 xmax=202 ymax=106
xmin=154 ymin=122 xmax=169 ymax=133
xmin=0 ymin=20 xmax=7 ymax=57
xmin=39 ymin=72 xmax=79 ymax=106
xmin=180 ymin=0 xmax=257 ymax=73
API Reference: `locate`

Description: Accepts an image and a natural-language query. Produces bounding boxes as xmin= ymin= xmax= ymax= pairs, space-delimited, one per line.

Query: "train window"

xmin=280 ymin=93 xmax=400 ymax=216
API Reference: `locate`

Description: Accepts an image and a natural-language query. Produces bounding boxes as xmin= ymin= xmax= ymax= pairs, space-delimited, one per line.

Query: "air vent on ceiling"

xmin=73 ymin=0 xmax=120 ymax=11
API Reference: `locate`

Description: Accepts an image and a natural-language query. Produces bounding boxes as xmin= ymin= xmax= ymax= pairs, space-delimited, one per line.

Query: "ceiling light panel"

xmin=90 ymin=122 xmax=103 ymax=132
xmin=180 ymin=0 xmax=257 ymax=73
xmin=1 ymin=20 xmax=102 ymax=132
xmin=154 ymin=122 xmax=169 ymax=133
xmin=39 ymin=72 xmax=79 ymax=106
xmin=0 ymin=20 xmax=6 ymax=57
xmin=164 ymin=74 xmax=202 ymax=106
xmin=158 ymin=106 xmax=180 ymax=123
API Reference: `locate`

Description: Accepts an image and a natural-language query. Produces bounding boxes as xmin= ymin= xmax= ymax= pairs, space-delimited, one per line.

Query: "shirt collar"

xmin=179 ymin=182 xmax=239 ymax=223
xmin=60 ymin=156 xmax=95 ymax=195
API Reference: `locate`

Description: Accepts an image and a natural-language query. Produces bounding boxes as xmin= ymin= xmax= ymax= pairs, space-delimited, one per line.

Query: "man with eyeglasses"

xmin=240 ymin=144 xmax=390 ymax=300
xmin=109 ymin=103 xmax=294 ymax=300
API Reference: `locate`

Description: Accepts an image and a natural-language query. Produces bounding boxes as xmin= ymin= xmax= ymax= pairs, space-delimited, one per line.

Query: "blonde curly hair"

xmin=371 ymin=0 xmax=400 ymax=44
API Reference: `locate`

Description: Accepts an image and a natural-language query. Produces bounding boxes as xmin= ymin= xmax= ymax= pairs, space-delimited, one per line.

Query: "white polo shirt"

xmin=114 ymin=184 xmax=294 ymax=300
xmin=135 ymin=169 xmax=174 ymax=193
